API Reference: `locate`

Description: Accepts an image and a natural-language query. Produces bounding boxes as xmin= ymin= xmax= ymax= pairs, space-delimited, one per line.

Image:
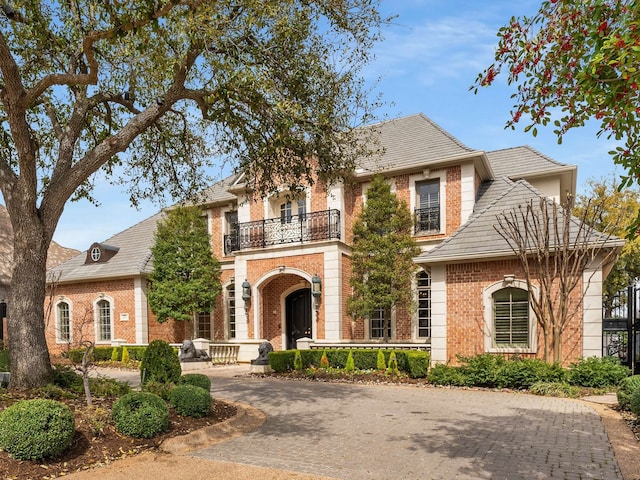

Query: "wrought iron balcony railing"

xmin=224 ymin=209 xmax=341 ymax=254
xmin=415 ymin=206 xmax=440 ymax=233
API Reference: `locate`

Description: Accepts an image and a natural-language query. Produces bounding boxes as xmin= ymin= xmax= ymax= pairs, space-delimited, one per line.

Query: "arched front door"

xmin=286 ymin=288 xmax=311 ymax=350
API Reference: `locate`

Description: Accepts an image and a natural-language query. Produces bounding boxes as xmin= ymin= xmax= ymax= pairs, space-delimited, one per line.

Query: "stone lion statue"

xmin=251 ymin=341 xmax=274 ymax=365
xmin=179 ymin=339 xmax=211 ymax=362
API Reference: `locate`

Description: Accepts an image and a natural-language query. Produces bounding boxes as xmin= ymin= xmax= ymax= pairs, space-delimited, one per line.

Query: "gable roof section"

xmin=356 ymin=113 xmax=490 ymax=177
xmin=487 ymin=145 xmax=573 ymax=179
xmin=49 ymin=211 xmax=164 ymax=283
xmin=418 ymin=180 xmax=623 ymax=264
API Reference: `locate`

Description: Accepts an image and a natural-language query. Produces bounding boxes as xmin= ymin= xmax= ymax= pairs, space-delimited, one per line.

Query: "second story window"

xmin=280 ymin=200 xmax=306 ymax=224
xmin=416 ymin=180 xmax=440 ymax=233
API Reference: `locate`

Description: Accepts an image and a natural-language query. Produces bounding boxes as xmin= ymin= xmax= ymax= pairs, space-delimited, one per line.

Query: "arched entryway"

xmin=285 ymin=288 xmax=311 ymax=350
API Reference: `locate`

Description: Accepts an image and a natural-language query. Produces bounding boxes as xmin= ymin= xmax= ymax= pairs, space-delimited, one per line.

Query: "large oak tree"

xmin=0 ymin=0 xmax=386 ymax=388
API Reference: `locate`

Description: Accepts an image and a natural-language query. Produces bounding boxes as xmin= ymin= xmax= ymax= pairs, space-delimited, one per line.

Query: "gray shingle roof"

xmin=486 ymin=145 xmax=574 ymax=179
xmin=49 ymin=211 xmax=164 ymax=283
xmin=418 ymin=180 xmax=623 ymax=264
xmin=356 ymin=113 xmax=479 ymax=174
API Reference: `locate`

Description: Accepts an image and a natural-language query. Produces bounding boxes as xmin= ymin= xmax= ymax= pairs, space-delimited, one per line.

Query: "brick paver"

xmin=190 ymin=377 xmax=621 ymax=480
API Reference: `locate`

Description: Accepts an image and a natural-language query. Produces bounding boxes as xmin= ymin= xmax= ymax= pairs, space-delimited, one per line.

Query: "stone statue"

xmin=179 ymin=339 xmax=211 ymax=362
xmin=251 ymin=341 xmax=273 ymax=365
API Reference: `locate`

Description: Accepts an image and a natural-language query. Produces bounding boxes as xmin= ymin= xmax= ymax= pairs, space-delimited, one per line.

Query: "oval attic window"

xmin=90 ymin=246 xmax=101 ymax=262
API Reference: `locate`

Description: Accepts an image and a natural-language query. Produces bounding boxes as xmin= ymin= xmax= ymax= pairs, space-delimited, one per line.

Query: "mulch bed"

xmin=0 ymin=392 xmax=236 ymax=480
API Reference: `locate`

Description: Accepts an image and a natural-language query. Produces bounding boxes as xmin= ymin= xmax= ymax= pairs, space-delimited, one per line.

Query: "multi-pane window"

xmin=227 ymin=283 xmax=236 ymax=339
xmin=280 ymin=200 xmax=306 ymax=223
xmin=416 ymin=180 xmax=440 ymax=232
xmin=417 ymin=271 xmax=431 ymax=338
xmin=197 ymin=312 xmax=211 ymax=340
xmin=57 ymin=302 xmax=71 ymax=342
xmin=370 ymin=307 xmax=391 ymax=339
xmin=493 ymin=287 xmax=529 ymax=346
xmin=97 ymin=299 xmax=112 ymax=342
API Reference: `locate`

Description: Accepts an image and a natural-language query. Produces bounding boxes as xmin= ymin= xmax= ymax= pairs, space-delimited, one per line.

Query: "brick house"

xmin=45 ymin=114 xmax=622 ymax=364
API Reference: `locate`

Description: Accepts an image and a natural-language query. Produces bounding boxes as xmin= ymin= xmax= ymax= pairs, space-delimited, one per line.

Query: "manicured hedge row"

xmin=67 ymin=345 xmax=148 ymax=363
xmin=269 ymin=349 xmax=430 ymax=378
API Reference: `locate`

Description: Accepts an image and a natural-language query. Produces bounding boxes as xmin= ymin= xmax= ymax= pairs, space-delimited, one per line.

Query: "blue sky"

xmin=52 ymin=0 xmax=620 ymax=250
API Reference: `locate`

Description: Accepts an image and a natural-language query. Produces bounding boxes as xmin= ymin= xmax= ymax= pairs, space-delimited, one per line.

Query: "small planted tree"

xmin=495 ymin=196 xmax=622 ymax=363
xmin=148 ymin=206 xmax=221 ymax=337
xmin=348 ymin=175 xmax=420 ymax=342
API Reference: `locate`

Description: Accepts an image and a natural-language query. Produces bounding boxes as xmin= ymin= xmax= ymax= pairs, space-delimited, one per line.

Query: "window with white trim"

xmin=227 ymin=283 xmax=236 ymax=339
xmin=96 ymin=299 xmax=112 ymax=342
xmin=483 ymin=279 xmax=537 ymax=353
xmin=56 ymin=301 xmax=71 ymax=343
xmin=370 ymin=307 xmax=391 ymax=340
xmin=493 ymin=287 xmax=529 ymax=346
xmin=196 ymin=311 xmax=211 ymax=339
xmin=415 ymin=180 xmax=440 ymax=232
xmin=417 ymin=271 xmax=431 ymax=338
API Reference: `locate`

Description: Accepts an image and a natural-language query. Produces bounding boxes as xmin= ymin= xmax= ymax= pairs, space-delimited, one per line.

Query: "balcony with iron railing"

xmin=414 ymin=206 xmax=440 ymax=234
xmin=224 ymin=209 xmax=341 ymax=254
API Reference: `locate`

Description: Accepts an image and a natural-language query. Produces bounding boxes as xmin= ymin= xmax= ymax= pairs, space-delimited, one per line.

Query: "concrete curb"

xmin=160 ymin=400 xmax=266 ymax=455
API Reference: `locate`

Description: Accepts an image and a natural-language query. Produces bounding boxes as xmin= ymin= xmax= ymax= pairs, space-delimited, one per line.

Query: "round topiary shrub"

xmin=169 ymin=384 xmax=211 ymax=418
xmin=630 ymin=387 xmax=640 ymax=417
xmin=0 ymin=399 xmax=75 ymax=460
xmin=140 ymin=339 xmax=181 ymax=385
xmin=112 ymin=392 xmax=169 ymax=438
xmin=619 ymin=375 xmax=640 ymax=411
xmin=179 ymin=373 xmax=211 ymax=392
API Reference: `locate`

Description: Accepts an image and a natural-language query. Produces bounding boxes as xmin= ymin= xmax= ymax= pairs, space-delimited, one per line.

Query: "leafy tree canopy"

xmin=148 ymin=205 xmax=221 ymax=323
xmin=473 ymin=0 xmax=640 ymax=230
xmin=348 ymin=175 xmax=420 ymax=325
xmin=574 ymin=176 xmax=640 ymax=298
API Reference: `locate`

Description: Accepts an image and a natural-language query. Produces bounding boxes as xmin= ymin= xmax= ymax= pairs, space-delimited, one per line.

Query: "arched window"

xmin=56 ymin=301 xmax=71 ymax=343
xmin=483 ymin=280 xmax=537 ymax=353
xmin=493 ymin=287 xmax=529 ymax=346
xmin=96 ymin=299 xmax=112 ymax=342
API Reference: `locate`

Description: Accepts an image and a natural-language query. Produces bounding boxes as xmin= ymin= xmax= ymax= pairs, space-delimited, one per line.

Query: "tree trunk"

xmin=6 ymin=202 xmax=55 ymax=389
xmin=8 ymin=239 xmax=53 ymax=388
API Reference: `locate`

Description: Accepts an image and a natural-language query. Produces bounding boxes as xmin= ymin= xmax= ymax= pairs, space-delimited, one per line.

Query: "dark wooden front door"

xmin=286 ymin=288 xmax=311 ymax=350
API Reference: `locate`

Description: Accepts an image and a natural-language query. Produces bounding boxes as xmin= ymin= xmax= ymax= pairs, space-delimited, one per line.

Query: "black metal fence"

xmin=603 ymin=285 xmax=640 ymax=374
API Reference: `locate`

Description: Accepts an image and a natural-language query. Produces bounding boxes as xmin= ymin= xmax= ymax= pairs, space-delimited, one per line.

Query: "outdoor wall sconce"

xmin=312 ymin=274 xmax=322 ymax=298
xmin=241 ymin=279 xmax=251 ymax=301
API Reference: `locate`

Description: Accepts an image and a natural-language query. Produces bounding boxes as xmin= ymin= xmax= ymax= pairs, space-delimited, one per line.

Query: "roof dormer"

xmin=84 ymin=242 xmax=119 ymax=264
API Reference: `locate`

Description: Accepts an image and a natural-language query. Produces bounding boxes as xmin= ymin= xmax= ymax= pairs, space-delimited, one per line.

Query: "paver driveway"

xmin=192 ymin=377 xmax=621 ymax=480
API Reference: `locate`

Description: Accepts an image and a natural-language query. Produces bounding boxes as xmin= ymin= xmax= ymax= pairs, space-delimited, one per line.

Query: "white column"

xmin=460 ymin=162 xmax=475 ymax=225
xmin=430 ymin=265 xmax=447 ymax=364
xmin=323 ymin=249 xmax=342 ymax=340
xmin=134 ymin=277 xmax=148 ymax=344
xmin=583 ymin=260 xmax=604 ymax=358
xmin=234 ymin=259 xmax=250 ymax=340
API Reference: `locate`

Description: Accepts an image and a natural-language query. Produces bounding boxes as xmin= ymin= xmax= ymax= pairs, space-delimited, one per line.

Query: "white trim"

xmin=94 ymin=294 xmax=115 ymax=344
xmin=582 ymin=260 xmax=604 ymax=358
xmin=409 ymin=171 xmax=446 ymax=235
xmin=134 ymin=278 xmax=148 ymax=344
xmin=54 ymin=297 xmax=73 ymax=344
xmin=460 ymin=162 xmax=475 ymax=225
xmin=483 ymin=279 xmax=538 ymax=354
xmin=430 ymin=265 xmax=447 ymax=363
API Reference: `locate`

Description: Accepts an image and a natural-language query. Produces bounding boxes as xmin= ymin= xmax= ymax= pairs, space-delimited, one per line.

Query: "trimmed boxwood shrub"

xmin=112 ymin=392 xmax=169 ymax=438
xmin=568 ymin=357 xmax=629 ymax=388
xmin=141 ymin=380 xmax=175 ymax=401
xmin=269 ymin=351 xmax=296 ymax=372
xmin=179 ymin=373 xmax=211 ymax=392
xmin=406 ymin=351 xmax=430 ymax=378
xmin=0 ymin=399 xmax=75 ymax=460
xmin=169 ymin=384 xmax=211 ymax=418
xmin=140 ymin=340 xmax=181 ymax=385
xmin=617 ymin=375 xmax=640 ymax=411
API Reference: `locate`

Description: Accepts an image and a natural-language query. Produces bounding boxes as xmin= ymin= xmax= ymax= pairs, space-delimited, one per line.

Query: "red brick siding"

xmin=446 ymin=260 xmax=584 ymax=365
